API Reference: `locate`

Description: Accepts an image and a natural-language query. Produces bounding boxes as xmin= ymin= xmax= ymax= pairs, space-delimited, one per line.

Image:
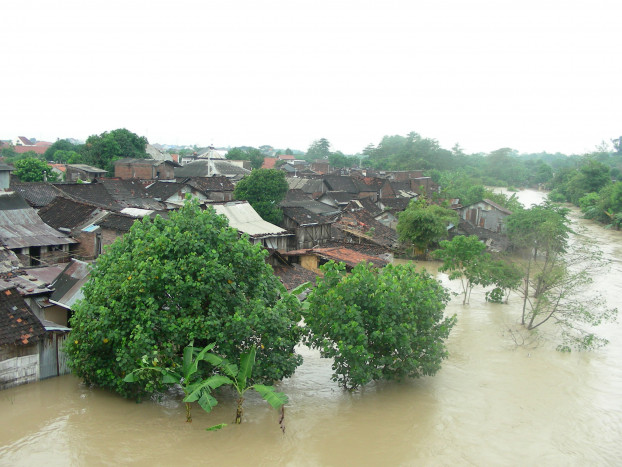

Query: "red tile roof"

xmin=262 ymin=157 xmax=277 ymax=169
xmin=283 ymin=247 xmax=388 ymax=269
xmin=14 ymin=145 xmax=46 ymax=155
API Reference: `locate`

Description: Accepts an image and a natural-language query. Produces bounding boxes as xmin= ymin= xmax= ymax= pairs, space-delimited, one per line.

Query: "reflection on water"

xmin=1 ymin=190 xmax=621 ymax=466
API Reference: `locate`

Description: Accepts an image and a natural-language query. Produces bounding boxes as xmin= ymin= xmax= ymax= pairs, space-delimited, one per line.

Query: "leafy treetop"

xmin=65 ymin=199 xmax=303 ymax=399
xmin=233 ymin=169 xmax=288 ymax=224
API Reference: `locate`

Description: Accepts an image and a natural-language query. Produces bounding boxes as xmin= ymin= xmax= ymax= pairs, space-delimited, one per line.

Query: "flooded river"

xmin=1 ymin=190 xmax=621 ymax=466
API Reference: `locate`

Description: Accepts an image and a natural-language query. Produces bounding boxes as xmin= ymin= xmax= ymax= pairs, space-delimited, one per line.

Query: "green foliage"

xmin=51 ymin=150 xmax=85 ymax=165
xmin=304 ymin=262 xmax=456 ymax=390
xmin=397 ymin=199 xmax=459 ymax=255
xmin=226 ymin=147 xmax=265 ymax=170
xmin=202 ymin=346 xmax=288 ymax=424
xmin=124 ymin=343 xmax=288 ymax=428
xmin=44 ymin=139 xmax=81 ymax=161
xmin=66 ymin=199 xmax=303 ymax=399
xmin=82 ymin=128 xmax=149 ymax=173
xmin=485 ymin=287 xmax=505 ymax=303
xmin=506 ymin=202 xmax=572 ymax=256
xmin=434 ymin=236 xmax=522 ymax=305
xmin=434 ymin=235 xmax=492 ymax=304
xmin=507 ymin=204 xmax=616 ymax=350
xmin=13 ymin=158 xmax=59 ymax=182
xmin=124 ymin=341 xmax=230 ymax=423
xmin=233 ymin=169 xmax=288 ymax=224
xmin=306 ymin=138 xmax=331 ymax=160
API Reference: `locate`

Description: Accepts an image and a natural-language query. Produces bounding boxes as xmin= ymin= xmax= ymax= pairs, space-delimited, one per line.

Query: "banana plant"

xmin=123 ymin=342 xmax=230 ymax=423
xmin=202 ymin=346 xmax=289 ymax=425
xmin=124 ymin=342 xmax=288 ymax=429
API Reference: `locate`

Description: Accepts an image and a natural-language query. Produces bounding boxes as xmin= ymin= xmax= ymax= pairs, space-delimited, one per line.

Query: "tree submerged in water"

xmin=506 ymin=204 xmax=618 ymax=351
xmin=304 ymin=262 xmax=456 ymax=390
xmin=65 ymin=198 xmax=303 ymax=399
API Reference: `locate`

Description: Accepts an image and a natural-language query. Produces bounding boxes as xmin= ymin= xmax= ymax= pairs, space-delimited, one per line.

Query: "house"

xmin=353 ymin=176 xmax=392 ymax=201
xmin=317 ymin=191 xmax=356 ymax=209
xmin=281 ymin=246 xmax=389 ymax=274
xmin=280 ymin=190 xmax=341 ymax=218
xmin=95 ymin=209 xmax=166 ymax=248
xmin=145 ymin=144 xmax=175 ymax=162
xmin=376 ymin=197 xmax=412 ymax=229
xmin=460 ymin=199 xmax=512 ymax=233
xmin=310 ymin=160 xmax=330 ymax=175
xmin=37 ymin=197 xmax=108 ymax=260
xmin=48 ymin=259 xmax=91 ymax=325
xmin=65 ymin=164 xmax=108 ymax=182
xmin=323 ymin=175 xmax=360 ymax=196
xmin=280 ymin=206 xmax=334 ymax=250
xmin=261 ymin=157 xmax=278 ymax=169
xmin=5 ymin=265 xmax=68 ymax=327
xmin=332 ymin=208 xmax=399 ymax=250
xmin=210 ymin=201 xmax=293 ymax=250
xmin=0 ymin=192 xmax=76 ymax=266
xmin=9 ymin=181 xmax=68 ymax=209
xmin=286 ymin=178 xmax=325 ymax=198
xmin=53 ymin=179 xmax=167 ymax=212
xmin=114 ymin=158 xmax=179 ymax=180
xmin=14 ymin=137 xmax=35 ymax=146
xmin=269 ymin=251 xmax=318 ymax=292
xmin=177 ymin=176 xmax=235 ymax=202
xmin=0 ymin=285 xmax=71 ymax=390
xmin=174 ymin=159 xmax=250 ymax=180
xmin=344 ymin=198 xmax=383 ymax=217
xmin=145 ymin=181 xmax=208 ymax=207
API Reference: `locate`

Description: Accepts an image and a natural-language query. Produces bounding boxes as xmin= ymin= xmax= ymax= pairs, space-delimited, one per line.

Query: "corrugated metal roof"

xmin=210 ymin=202 xmax=292 ymax=238
xmin=49 ymin=259 xmax=91 ymax=310
xmin=0 ymin=196 xmax=76 ymax=248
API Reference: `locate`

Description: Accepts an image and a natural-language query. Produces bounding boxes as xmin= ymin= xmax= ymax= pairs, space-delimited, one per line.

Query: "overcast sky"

xmin=2 ymin=0 xmax=621 ymax=155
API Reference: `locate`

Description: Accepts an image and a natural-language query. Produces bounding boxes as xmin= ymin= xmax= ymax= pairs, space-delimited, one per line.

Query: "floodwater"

xmin=2 ymin=190 xmax=621 ymax=466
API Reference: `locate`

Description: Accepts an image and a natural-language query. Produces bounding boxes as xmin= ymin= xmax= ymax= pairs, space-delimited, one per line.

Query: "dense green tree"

xmin=82 ymin=128 xmax=148 ymax=173
xmin=434 ymin=235 xmax=521 ymax=304
xmin=434 ymin=235 xmax=493 ymax=304
xmin=43 ymin=139 xmax=81 ymax=161
xmin=226 ymin=147 xmax=265 ymax=169
xmin=304 ymin=261 xmax=456 ymax=390
xmin=397 ymin=199 xmax=459 ymax=256
xmin=565 ymin=160 xmax=611 ymax=204
xmin=65 ymin=199 xmax=303 ymax=398
xmin=13 ymin=157 xmax=59 ymax=182
xmin=306 ymin=138 xmax=331 ymax=159
xmin=328 ymin=151 xmax=352 ymax=169
xmin=52 ymin=150 xmax=85 ymax=164
xmin=233 ymin=169 xmax=288 ymax=224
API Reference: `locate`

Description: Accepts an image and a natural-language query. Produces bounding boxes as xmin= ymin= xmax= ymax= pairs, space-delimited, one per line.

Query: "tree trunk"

xmin=185 ymin=402 xmax=192 ymax=423
xmin=235 ymin=397 xmax=244 ymax=424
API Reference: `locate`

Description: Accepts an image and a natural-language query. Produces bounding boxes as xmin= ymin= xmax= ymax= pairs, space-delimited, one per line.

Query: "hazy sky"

xmin=2 ymin=0 xmax=620 ymax=155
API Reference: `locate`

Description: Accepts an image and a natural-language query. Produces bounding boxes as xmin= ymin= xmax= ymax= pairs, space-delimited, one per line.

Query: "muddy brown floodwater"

xmin=1 ymin=190 xmax=621 ymax=466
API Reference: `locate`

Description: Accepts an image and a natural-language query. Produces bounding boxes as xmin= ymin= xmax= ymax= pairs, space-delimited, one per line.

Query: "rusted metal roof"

xmin=283 ymin=246 xmax=389 ymax=269
xmin=0 ymin=192 xmax=76 ymax=248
